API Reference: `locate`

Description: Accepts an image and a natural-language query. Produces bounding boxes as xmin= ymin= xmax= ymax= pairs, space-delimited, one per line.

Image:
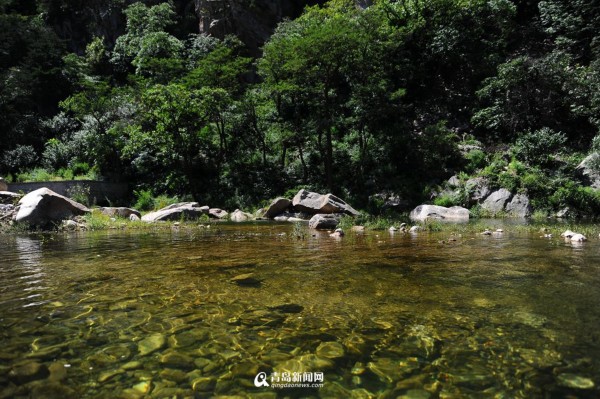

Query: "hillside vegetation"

xmin=1 ymin=0 xmax=599 ymax=215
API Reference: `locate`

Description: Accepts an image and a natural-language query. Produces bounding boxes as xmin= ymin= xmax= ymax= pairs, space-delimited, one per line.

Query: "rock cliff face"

xmin=194 ymin=0 xmax=371 ymax=54
xmin=194 ymin=0 xmax=324 ymax=53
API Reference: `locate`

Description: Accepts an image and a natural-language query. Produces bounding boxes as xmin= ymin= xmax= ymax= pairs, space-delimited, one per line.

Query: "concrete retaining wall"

xmin=7 ymin=181 xmax=129 ymax=205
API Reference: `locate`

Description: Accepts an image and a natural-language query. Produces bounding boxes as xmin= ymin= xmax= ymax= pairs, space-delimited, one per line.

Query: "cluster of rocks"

xmin=262 ymin=189 xmax=359 ymax=229
xmin=140 ymin=203 xmax=229 ymax=222
xmin=4 ymin=185 xmax=360 ymax=231
xmin=442 ymin=176 xmax=532 ymax=217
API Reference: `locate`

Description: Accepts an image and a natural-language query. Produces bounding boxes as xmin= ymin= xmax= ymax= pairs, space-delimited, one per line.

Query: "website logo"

xmin=254 ymin=372 xmax=270 ymax=387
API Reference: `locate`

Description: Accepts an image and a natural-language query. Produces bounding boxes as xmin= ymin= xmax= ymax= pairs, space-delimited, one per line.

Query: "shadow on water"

xmin=0 ymin=222 xmax=600 ymax=398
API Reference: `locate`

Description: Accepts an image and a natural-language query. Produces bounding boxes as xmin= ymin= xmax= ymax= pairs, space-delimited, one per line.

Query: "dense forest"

xmin=1 ymin=0 xmax=599 ymax=215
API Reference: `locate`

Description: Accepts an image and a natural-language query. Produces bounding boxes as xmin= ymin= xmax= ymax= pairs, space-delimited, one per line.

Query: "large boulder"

xmin=14 ymin=188 xmax=90 ymax=225
xmin=576 ymin=153 xmax=600 ymax=189
xmin=230 ymin=209 xmax=253 ymax=222
xmin=308 ymin=213 xmax=343 ymax=229
xmin=98 ymin=207 xmax=141 ymax=219
xmin=465 ymin=177 xmax=491 ymax=203
xmin=209 ymin=208 xmax=228 ymax=219
xmin=142 ymin=203 xmax=208 ymax=222
xmin=481 ymin=189 xmax=512 ymax=215
xmin=292 ymin=189 xmax=359 ymax=216
xmin=409 ymin=205 xmax=470 ymax=222
xmin=263 ymin=197 xmax=292 ymax=219
xmin=505 ymin=194 xmax=532 ymax=217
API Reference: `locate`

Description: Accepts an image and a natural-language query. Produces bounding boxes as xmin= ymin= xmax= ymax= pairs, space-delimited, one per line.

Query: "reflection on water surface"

xmin=1 ymin=223 xmax=600 ymax=398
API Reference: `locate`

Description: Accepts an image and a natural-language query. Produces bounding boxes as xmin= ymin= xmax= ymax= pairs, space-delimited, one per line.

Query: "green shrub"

xmin=153 ymin=194 xmax=180 ymax=210
xmin=16 ymin=168 xmax=54 ymax=182
xmin=72 ymin=162 xmax=91 ymax=176
xmin=134 ymin=189 xmax=155 ymax=211
xmin=67 ymin=184 xmax=92 ymax=206
xmin=464 ymin=149 xmax=486 ymax=173
xmin=513 ymin=128 xmax=566 ymax=166
xmin=434 ymin=193 xmax=458 ymax=207
xmin=549 ymin=182 xmax=600 ymax=215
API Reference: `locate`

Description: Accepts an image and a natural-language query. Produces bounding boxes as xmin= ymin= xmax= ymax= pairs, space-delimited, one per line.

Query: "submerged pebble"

xmin=138 ymin=333 xmax=166 ymax=356
xmin=556 ymin=373 xmax=595 ymax=390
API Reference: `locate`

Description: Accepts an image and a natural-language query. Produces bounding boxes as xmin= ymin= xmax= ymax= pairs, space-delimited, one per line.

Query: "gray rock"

xmin=129 ymin=214 xmax=140 ymax=221
xmin=481 ymin=188 xmax=512 ymax=214
xmin=409 ymin=225 xmax=422 ymax=233
xmin=230 ymin=209 xmax=253 ymax=222
xmin=409 ymin=205 xmax=470 ymax=222
xmin=465 ymin=177 xmax=490 ymax=202
xmin=292 ymin=189 xmax=359 ymax=216
xmin=458 ymin=143 xmax=483 ymax=155
xmin=14 ymin=188 xmax=90 ymax=226
xmin=308 ymin=213 xmax=343 ymax=229
xmin=98 ymin=207 xmax=141 ymax=219
xmin=576 ymin=153 xmax=600 ymax=189
xmin=0 ymin=191 xmax=21 ymax=204
xmin=555 ymin=207 xmax=573 ymax=218
xmin=0 ymin=177 xmax=7 ymax=191
xmin=273 ymin=212 xmax=311 ymax=222
xmin=505 ymin=193 xmax=531 ymax=217
xmin=447 ymin=175 xmax=460 ymax=188
xmin=264 ymin=197 xmax=292 ymax=218
xmin=209 ymin=208 xmax=228 ymax=219
xmin=142 ymin=203 xmax=209 ymax=222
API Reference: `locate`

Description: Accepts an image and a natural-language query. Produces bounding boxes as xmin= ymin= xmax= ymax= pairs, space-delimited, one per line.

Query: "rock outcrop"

xmin=230 ymin=209 xmax=253 ymax=222
xmin=292 ymin=189 xmax=359 ymax=216
xmin=209 ymin=208 xmax=228 ymax=219
xmin=308 ymin=213 xmax=343 ymax=229
xmin=505 ymin=194 xmax=532 ymax=218
xmin=142 ymin=202 xmax=208 ymax=222
xmin=264 ymin=197 xmax=292 ymax=219
xmin=98 ymin=207 xmax=141 ymax=219
xmin=14 ymin=188 xmax=90 ymax=226
xmin=576 ymin=153 xmax=600 ymax=189
xmin=409 ymin=205 xmax=470 ymax=222
xmin=0 ymin=191 xmax=21 ymax=204
xmin=196 ymin=0 xmax=359 ymax=55
xmin=481 ymin=189 xmax=512 ymax=215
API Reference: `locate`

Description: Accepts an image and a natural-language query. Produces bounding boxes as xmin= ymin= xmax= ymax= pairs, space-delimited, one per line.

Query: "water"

xmin=1 ymin=223 xmax=600 ymax=398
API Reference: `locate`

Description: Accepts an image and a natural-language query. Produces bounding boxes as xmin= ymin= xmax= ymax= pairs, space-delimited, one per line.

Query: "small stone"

xmin=409 ymin=226 xmax=421 ymax=233
xmin=138 ymin=333 xmax=166 ymax=356
xmin=556 ymin=373 xmax=595 ymax=390
xmin=48 ymin=362 xmax=68 ymax=382
xmin=192 ymin=376 xmax=217 ymax=391
xmin=98 ymin=369 xmax=123 ymax=383
xmin=160 ymin=368 xmax=188 ymax=382
xmin=329 ymin=228 xmax=344 ymax=237
xmin=397 ymin=389 xmax=432 ymax=399
xmin=159 ymin=352 xmax=195 ymax=370
xmin=122 ymin=361 xmax=142 ymax=370
xmin=129 ymin=214 xmax=140 ymax=221
xmin=230 ymin=273 xmax=262 ymax=286
xmin=570 ymin=233 xmax=587 ymax=242
xmin=481 ymin=230 xmax=492 ymax=235
xmin=316 ymin=341 xmax=345 ymax=359
xmin=9 ymin=361 xmax=49 ymax=384
xmin=389 ymin=226 xmax=398 ymax=232
xmin=133 ymin=381 xmax=151 ymax=394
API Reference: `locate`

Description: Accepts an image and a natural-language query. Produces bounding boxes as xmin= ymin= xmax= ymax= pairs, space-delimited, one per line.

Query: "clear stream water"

xmin=1 ymin=222 xmax=600 ymax=398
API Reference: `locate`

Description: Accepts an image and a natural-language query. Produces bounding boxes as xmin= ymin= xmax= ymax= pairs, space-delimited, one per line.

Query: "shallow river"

xmin=1 ymin=222 xmax=600 ymax=398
